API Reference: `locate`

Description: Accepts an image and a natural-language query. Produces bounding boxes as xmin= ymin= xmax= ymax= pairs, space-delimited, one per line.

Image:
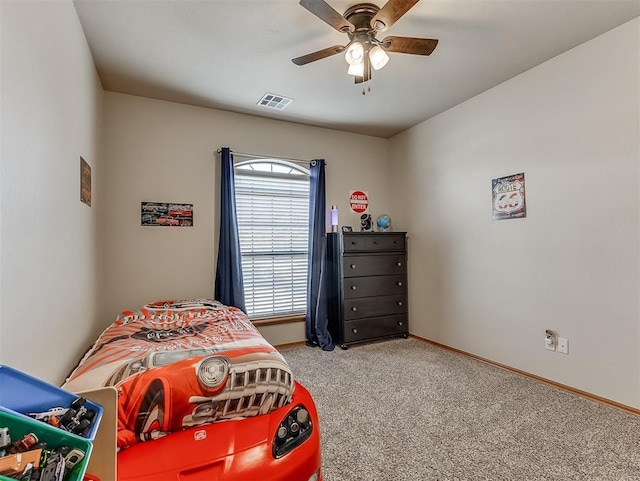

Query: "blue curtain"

xmin=306 ymin=159 xmax=334 ymax=351
xmin=215 ymin=147 xmax=246 ymax=313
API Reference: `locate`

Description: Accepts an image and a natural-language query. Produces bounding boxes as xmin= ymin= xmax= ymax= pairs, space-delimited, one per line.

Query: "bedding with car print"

xmin=63 ymin=299 xmax=294 ymax=449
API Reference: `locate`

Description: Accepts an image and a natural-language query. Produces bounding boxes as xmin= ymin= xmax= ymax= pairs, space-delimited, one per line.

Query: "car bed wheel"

xmin=135 ymin=379 xmax=165 ymax=441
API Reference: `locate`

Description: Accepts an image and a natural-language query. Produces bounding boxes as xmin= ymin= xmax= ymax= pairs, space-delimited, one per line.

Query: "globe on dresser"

xmin=376 ymin=214 xmax=392 ymax=231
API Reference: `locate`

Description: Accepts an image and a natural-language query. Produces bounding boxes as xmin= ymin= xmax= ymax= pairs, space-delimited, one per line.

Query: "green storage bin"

xmin=0 ymin=407 xmax=92 ymax=481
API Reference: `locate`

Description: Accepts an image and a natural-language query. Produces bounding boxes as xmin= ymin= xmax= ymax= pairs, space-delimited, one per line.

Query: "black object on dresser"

xmin=326 ymin=232 xmax=408 ymax=349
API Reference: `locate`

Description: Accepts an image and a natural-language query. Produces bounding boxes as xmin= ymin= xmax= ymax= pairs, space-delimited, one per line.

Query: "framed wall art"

xmin=492 ymin=173 xmax=526 ymax=220
xmin=141 ymin=202 xmax=193 ymax=227
xmin=80 ymin=157 xmax=91 ymax=207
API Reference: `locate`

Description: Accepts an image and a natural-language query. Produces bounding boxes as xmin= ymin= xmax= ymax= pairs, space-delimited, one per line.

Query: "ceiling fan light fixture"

xmin=369 ymin=45 xmax=389 ymax=70
xmin=293 ymin=0 xmax=439 ymax=87
xmin=345 ymin=41 xmax=364 ymax=65
xmin=347 ymin=60 xmax=365 ymax=77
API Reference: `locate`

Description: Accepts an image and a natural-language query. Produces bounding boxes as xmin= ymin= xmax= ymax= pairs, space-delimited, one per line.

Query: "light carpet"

xmin=280 ymin=338 xmax=640 ymax=481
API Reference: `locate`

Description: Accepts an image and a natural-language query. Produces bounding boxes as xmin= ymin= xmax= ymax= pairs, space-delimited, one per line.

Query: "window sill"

xmin=251 ymin=314 xmax=305 ymax=327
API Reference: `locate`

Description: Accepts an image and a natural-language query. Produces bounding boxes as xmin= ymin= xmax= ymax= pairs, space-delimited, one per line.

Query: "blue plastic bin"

xmin=0 ymin=406 xmax=93 ymax=481
xmin=0 ymin=365 xmax=103 ymax=441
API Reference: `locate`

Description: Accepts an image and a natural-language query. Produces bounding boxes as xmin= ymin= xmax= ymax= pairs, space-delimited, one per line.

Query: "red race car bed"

xmin=63 ymin=299 xmax=322 ymax=481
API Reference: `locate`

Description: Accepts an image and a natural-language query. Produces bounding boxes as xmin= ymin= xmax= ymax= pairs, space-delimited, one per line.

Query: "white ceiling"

xmin=73 ymin=0 xmax=639 ymax=138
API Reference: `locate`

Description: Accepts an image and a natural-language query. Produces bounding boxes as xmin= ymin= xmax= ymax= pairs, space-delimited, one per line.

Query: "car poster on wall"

xmin=141 ymin=202 xmax=193 ymax=227
xmin=492 ymin=173 xmax=526 ymax=221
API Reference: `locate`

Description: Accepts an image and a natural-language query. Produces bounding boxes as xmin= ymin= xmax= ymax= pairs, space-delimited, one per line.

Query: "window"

xmin=234 ymin=159 xmax=310 ymax=319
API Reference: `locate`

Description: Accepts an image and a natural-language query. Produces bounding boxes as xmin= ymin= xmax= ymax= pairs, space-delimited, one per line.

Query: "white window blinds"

xmin=234 ymin=160 xmax=310 ymax=318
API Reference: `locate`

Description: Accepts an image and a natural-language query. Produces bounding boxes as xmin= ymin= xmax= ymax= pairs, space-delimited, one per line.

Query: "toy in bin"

xmin=0 ymin=428 xmax=85 ymax=480
xmin=0 ymin=365 xmax=103 ymax=442
xmin=27 ymin=398 xmax=96 ymax=438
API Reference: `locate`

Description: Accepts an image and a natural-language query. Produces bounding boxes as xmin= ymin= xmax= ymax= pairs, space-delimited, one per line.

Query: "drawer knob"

xmin=396 ymin=281 xmax=403 ymax=287
xmin=351 ymin=241 xmax=357 ymax=245
xmin=398 ymin=321 xmax=403 ymax=326
xmin=397 ymin=301 xmax=403 ymax=306
xmin=350 ymin=285 xmax=357 ymax=290
xmin=396 ymin=262 xmax=402 ymax=267
xmin=352 ymin=328 xmax=358 ymax=334
xmin=350 ymin=264 xmax=356 ymax=269
xmin=351 ymin=307 xmax=357 ymax=312
xmin=373 ymin=241 xmax=378 ymax=245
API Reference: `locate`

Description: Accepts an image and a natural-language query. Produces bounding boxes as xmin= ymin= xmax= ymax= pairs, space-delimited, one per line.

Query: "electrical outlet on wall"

xmin=545 ymin=330 xmax=555 ymax=351
xmin=557 ymin=337 xmax=569 ymax=354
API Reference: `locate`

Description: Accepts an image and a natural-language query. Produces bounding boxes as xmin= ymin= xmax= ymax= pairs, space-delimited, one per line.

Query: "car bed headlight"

xmin=272 ymin=405 xmax=313 ymax=458
xmin=196 ymin=356 xmax=229 ymax=389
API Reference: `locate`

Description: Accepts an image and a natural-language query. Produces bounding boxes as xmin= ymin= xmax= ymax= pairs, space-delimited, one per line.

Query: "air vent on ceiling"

xmin=257 ymin=93 xmax=293 ymax=110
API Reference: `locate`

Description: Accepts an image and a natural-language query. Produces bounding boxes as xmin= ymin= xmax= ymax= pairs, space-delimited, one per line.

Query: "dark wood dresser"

xmin=326 ymin=232 xmax=408 ymax=349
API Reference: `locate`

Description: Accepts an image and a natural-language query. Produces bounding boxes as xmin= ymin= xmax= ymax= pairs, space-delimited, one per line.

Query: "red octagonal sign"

xmin=349 ymin=190 xmax=369 ymax=214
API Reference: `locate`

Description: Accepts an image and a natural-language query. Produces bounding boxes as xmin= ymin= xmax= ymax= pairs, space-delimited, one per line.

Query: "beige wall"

xmin=390 ymin=19 xmax=640 ymax=408
xmin=101 ymin=92 xmax=391 ymax=344
xmin=0 ymin=1 xmax=104 ymax=384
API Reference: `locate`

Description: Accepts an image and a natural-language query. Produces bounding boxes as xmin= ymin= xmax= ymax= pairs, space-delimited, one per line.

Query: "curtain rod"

xmin=216 ymin=149 xmax=318 ymax=166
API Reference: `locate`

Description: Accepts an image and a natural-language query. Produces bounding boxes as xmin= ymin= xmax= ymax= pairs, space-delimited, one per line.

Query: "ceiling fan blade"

xmin=299 ymin=0 xmax=355 ymax=33
xmin=381 ymin=36 xmax=438 ymax=55
xmin=292 ymin=45 xmax=346 ymax=66
xmin=370 ymin=0 xmax=420 ymax=32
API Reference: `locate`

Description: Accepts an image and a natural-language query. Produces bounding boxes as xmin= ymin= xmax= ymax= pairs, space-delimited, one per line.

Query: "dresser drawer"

xmin=343 ymin=274 xmax=406 ymax=299
xmin=344 ymin=315 xmax=408 ymax=343
xmin=343 ymin=254 xmax=406 ymax=277
xmin=342 ymin=235 xmax=367 ymax=252
xmin=344 ymin=294 xmax=407 ymax=320
xmin=343 ymin=234 xmax=405 ymax=253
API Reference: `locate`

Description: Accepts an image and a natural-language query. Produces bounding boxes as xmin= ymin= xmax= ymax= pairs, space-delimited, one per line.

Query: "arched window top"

xmin=235 ymin=159 xmax=309 ymax=177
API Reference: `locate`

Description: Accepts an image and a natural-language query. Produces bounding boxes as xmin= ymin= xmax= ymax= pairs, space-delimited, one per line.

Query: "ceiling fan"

xmin=292 ymin=0 xmax=438 ymax=84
